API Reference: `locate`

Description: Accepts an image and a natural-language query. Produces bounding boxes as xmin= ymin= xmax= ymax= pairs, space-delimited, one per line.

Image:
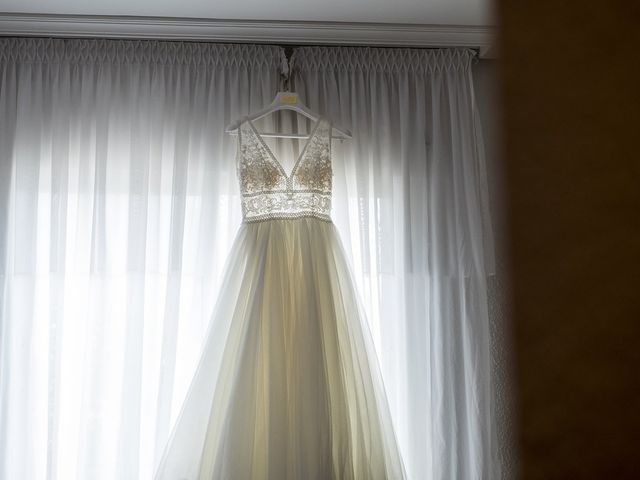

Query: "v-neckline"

xmin=246 ymin=116 xmax=323 ymax=181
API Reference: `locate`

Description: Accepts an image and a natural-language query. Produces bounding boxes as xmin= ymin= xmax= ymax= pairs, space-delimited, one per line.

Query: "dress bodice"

xmin=236 ymin=116 xmax=333 ymax=223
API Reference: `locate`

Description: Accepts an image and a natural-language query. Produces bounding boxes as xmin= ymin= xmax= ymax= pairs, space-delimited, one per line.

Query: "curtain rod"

xmin=0 ymin=13 xmax=496 ymax=58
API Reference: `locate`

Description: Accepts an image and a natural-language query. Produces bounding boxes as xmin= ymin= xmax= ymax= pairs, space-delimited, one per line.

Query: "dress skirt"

xmin=154 ymin=217 xmax=406 ymax=480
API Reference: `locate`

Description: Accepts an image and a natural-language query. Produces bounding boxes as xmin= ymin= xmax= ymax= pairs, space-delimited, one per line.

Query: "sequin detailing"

xmin=236 ymin=116 xmax=333 ymax=222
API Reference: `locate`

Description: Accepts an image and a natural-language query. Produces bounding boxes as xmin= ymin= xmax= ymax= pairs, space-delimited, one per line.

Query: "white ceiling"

xmin=0 ymin=0 xmax=494 ymax=26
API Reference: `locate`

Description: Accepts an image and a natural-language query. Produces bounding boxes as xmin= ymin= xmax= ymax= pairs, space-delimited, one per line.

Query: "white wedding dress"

xmin=154 ymin=115 xmax=406 ymax=480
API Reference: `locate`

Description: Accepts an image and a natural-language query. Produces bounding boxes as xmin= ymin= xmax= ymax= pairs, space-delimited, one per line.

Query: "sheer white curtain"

xmin=291 ymin=47 xmax=498 ymax=479
xmin=0 ymin=38 xmax=498 ymax=480
xmin=0 ymin=38 xmax=285 ymax=480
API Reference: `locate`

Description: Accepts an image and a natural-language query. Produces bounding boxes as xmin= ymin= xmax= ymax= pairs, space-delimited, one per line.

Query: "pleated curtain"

xmin=290 ymin=47 xmax=498 ymax=480
xmin=0 ymin=38 xmax=497 ymax=479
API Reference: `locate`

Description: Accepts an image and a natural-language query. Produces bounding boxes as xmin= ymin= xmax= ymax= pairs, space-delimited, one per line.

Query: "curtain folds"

xmin=0 ymin=37 xmax=498 ymax=479
xmin=290 ymin=46 xmax=498 ymax=480
xmin=0 ymin=37 xmax=285 ymax=480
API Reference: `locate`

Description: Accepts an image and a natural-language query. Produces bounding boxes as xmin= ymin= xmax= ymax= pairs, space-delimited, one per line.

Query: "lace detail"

xmin=291 ymin=121 xmax=332 ymax=192
xmin=238 ymin=127 xmax=287 ymax=193
xmin=236 ymin=116 xmax=333 ymax=222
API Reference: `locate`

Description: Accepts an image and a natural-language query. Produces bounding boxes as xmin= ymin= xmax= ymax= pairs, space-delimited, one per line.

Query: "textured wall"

xmin=473 ymin=59 xmax=516 ymax=480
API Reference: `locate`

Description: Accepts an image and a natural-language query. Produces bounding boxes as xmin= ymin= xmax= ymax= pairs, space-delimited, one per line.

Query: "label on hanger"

xmin=280 ymin=94 xmax=298 ymax=104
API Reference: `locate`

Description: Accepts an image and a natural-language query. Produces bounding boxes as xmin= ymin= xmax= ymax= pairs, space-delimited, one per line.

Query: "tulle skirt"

xmin=154 ymin=217 xmax=406 ymax=480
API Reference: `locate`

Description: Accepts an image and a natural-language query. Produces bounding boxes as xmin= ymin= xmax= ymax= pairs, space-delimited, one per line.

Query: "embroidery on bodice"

xmin=236 ymin=116 xmax=333 ymax=222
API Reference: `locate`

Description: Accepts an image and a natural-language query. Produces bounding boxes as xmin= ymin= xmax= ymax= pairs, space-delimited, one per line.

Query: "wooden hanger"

xmin=225 ymin=91 xmax=352 ymax=140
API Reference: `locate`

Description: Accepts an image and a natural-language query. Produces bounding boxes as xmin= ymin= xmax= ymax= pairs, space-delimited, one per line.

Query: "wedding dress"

xmin=154 ymin=115 xmax=406 ymax=480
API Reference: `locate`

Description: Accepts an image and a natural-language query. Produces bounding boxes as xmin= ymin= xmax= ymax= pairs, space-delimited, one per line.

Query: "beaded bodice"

xmin=236 ymin=116 xmax=333 ymax=223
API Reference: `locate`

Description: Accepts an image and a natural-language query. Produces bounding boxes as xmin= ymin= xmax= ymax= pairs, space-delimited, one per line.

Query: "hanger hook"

xmin=280 ymin=46 xmax=295 ymax=92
